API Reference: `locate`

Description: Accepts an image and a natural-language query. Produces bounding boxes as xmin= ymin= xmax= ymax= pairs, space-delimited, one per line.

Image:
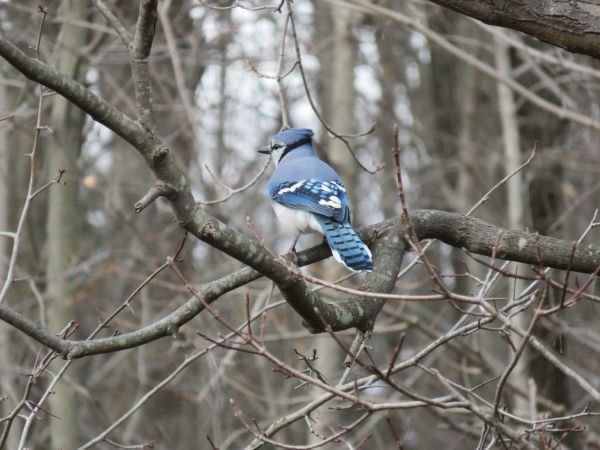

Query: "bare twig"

xmin=91 ymin=0 xmax=132 ymax=46
xmin=198 ymin=0 xmax=285 ymax=12
xmin=134 ymin=184 xmax=176 ymax=213
xmin=0 ymin=6 xmax=49 ymax=307
xmin=130 ymin=0 xmax=158 ymax=128
xmin=285 ymin=0 xmax=382 ymax=174
xmin=199 ymin=158 xmax=270 ymax=205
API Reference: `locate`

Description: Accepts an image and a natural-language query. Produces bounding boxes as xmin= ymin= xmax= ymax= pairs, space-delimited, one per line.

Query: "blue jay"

xmin=258 ymin=128 xmax=373 ymax=272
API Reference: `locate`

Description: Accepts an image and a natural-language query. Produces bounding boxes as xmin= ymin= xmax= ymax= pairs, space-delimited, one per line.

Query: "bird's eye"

xmin=272 ymin=143 xmax=282 ymax=150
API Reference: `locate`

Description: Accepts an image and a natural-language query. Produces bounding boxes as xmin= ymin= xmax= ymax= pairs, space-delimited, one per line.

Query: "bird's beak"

xmin=257 ymin=145 xmax=271 ymax=155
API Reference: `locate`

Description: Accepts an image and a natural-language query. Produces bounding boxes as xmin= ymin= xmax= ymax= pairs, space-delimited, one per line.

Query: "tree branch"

xmin=411 ymin=210 xmax=600 ymax=274
xmin=1 ymin=210 xmax=598 ymax=358
xmin=0 ymin=33 xmax=147 ymax=149
xmin=425 ymin=0 xmax=600 ymax=60
xmin=91 ymin=0 xmax=132 ymax=46
xmin=1 ymin=19 xmax=597 ymax=361
xmin=130 ymin=0 xmax=158 ymax=128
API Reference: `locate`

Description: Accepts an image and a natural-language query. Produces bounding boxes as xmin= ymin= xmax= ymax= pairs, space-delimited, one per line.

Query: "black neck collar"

xmin=279 ymin=137 xmax=312 ymax=163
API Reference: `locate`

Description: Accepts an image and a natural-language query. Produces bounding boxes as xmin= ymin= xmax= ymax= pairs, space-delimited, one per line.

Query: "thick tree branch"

xmin=334 ymin=0 xmax=600 ymax=133
xmin=305 ymin=217 xmax=407 ymax=332
xmin=130 ymin=0 xmax=158 ymax=127
xmin=426 ymin=0 xmax=600 ymax=60
xmin=1 ymin=211 xmax=598 ymax=358
xmin=411 ymin=210 xmax=600 ymax=274
xmin=1 ymin=23 xmax=598 ymax=359
xmin=0 ymin=33 xmax=148 ymax=150
xmin=0 ymin=235 xmax=330 ymax=358
xmin=0 ymin=30 xmax=325 ymax=348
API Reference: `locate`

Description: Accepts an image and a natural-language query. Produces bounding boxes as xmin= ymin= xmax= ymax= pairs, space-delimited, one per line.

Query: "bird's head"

xmin=258 ymin=128 xmax=314 ymax=166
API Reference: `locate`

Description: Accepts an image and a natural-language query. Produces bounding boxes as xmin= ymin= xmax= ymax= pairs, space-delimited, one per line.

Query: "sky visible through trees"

xmin=1 ymin=1 xmax=600 ymax=449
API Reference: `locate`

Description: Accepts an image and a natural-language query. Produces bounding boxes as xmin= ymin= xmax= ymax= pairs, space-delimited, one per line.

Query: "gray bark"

xmin=426 ymin=0 xmax=600 ymax=59
xmin=495 ymin=34 xmax=529 ymax=415
xmin=45 ymin=1 xmax=89 ymax=448
xmin=315 ymin=6 xmax=361 ymax=444
xmin=0 ymin=80 xmax=19 ymax=450
xmin=0 ymin=1 xmax=598 ymax=359
xmin=0 ymin=209 xmax=598 ymax=359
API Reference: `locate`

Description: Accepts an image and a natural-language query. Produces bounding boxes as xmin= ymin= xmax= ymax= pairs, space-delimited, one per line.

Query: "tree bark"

xmin=45 ymin=1 xmax=89 ymax=448
xmin=0 ymin=80 xmax=20 ymax=450
xmin=495 ymin=34 xmax=530 ymax=415
xmin=314 ymin=5 xmax=361 ymax=445
xmin=426 ymin=0 xmax=600 ymax=60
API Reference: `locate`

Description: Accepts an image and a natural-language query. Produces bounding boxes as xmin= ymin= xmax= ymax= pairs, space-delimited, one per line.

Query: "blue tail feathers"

xmin=315 ymin=217 xmax=373 ymax=272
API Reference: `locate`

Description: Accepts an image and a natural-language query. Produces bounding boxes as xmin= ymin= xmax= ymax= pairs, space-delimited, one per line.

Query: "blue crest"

xmin=273 ymin=128 xmax=314 ymax=146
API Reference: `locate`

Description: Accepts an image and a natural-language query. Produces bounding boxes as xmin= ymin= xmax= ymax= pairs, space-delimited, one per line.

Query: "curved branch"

xmin=1 ymin=210 xmax=598 ymax=358
xmin=1 ymin=24 xmax=598 ymax=358
xmin=425 ymin=0 xmax=600 ymax=60
xmin=333 ymin=0 xmax=600 ymax=133
xmin=130 ymin=0 xmax=158 ymax=127
xmin=411 ymin=210 xmax=600 ymax=274
xmin=0 ymin=34 xmax=147 ymax=150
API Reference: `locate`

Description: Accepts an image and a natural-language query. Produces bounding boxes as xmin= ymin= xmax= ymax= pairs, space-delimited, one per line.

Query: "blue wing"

xmin=269 ymin=179 xmax=351 ymax=224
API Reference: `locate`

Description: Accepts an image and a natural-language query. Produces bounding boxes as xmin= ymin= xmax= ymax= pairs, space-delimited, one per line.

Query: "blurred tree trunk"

xmin=507 ymin=24 xmax=578 ymax=445
xmin=45 ymin=1 xmax=89 ymax=448
xmin=312 ymin=3 xmax=361 ymax=445
xmin=327 ymin=5 xmax=359 ymax=196
xmin=494 ymin=34 xmax=529 ymax=415
xmin=0 ymin=83 xmax=18 ymax=450
xmin=528 ymin=159 xmax=570 ymax=397
xmin=0 ymin=63 xmax=39 ymax=447
xmin=427 ymin=9 xmax=486 ymax=294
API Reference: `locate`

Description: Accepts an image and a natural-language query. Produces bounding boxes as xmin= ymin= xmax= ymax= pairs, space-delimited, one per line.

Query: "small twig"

xmin=245 ymin=293 xmax=253 ymax=340
xmin=199 ymin=158 xmax=270 ymax=205
xmin=467 ymin=145 xmax=536 ymax=215
xmin=134 ymin=184 xmax=176 ymax=213
xmin=91 ymin=0 xmax=132 ymax=46
xmin=385 ymin=334 xmax=406 ymax=380
xmin=29 ymin=168 xmax=66 ymax=200
xmin=355 ymin=431 xmax=374 ymax=450
xmin=0 ymin=5 xmax=49 ymax=307
xmin=276 ymin=10 xmax=291 ymax=128
xmin=104 ymin=438 xmax=155 ymax=449
xmin=559 ymin=242 xmax=577 ymax=308
xmin=392 ymin=124 xmax=450 ymax=297
xmin=285 ymin=0 xmax=381 ymax=174
xmin=198 ymin=0 xmax=285 ymax=11
xmin=492 ymin=291 xmax=544 ymax=419
xmin=342 ymin=329 xmax=370 ymax=368
xmin=206 ymin=435 xmax=220 ymax=450
xmin=385 ymin=416 xmax=404 ymax=449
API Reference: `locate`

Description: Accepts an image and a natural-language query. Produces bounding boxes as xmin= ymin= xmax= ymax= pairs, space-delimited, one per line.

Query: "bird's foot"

xmin=285 ymin=235 xmax=300 ymax=266
xmin=286 ymin=246 xmax=299 ymax=266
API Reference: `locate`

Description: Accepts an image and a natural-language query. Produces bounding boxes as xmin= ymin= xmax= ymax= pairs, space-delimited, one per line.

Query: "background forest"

xmin=1 ymin=0 xmax=600 ymax=449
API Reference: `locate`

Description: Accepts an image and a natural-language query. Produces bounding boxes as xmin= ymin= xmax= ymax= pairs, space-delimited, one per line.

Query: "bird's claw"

xmin=286 ymin=247 xmax=299 ymax=266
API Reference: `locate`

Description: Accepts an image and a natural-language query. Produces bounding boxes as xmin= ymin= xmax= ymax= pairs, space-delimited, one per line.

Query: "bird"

xmin=258 ymin=128 xmax=373 ymax=272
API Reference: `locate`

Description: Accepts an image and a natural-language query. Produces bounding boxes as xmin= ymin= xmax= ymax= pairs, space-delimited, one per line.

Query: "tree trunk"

xmin=313 ymin=4 xmax=361 ymax=445
xmin=494 ymin=33 xmax=529 ymax=416
xmin=45 ymin=1 xmax=89 ymax=448
xmin=0 ymin=82 xmax=19 ymax=450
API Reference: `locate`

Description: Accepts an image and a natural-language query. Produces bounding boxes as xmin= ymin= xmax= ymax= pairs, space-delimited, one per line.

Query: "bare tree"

xmin=1 ymin=1 xmax=599 ymax=449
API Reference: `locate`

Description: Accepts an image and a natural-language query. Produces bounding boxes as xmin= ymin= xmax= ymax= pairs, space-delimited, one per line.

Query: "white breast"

xmin=271 ymin=202 xmax=323 ymax=237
